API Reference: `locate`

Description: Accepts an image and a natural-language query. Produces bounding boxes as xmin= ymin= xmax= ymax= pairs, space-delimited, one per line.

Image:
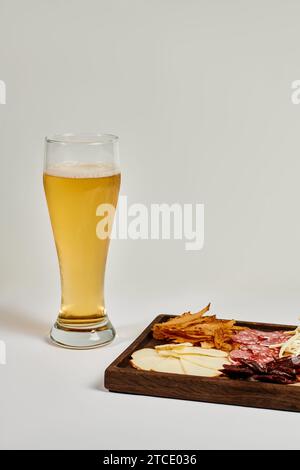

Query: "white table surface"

xmin=1 ymin=291 xmax=300 ymax=450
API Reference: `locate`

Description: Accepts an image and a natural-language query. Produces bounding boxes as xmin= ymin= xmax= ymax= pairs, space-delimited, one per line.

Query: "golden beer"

xmin=44 ymin=164 xmax=121 ymax=329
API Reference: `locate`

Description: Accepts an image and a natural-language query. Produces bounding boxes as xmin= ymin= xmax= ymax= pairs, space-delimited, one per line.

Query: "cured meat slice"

xmin=232 ymin=330 xmax=261 ymax=345
xmin=247 ymin=344 xmax=278 ymax=358
xmin=231 ymin=329 xmax=289 ymax=366
xmin=229 ymin=349 xmax=253 ymax=362
xmin=233 ymin=329 xmax=289 ymax=346
xmin=260 ymin=332 xmax=290 ymax=346
xmin=251 ymin=353 xmax=276 ymax=366
xmin=229 ymin=345 xmax=279 ymax=366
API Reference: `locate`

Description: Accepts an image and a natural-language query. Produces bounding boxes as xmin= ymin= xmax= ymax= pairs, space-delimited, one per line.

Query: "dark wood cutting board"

xmin=104 ymin=315 xmax=300 ymax=412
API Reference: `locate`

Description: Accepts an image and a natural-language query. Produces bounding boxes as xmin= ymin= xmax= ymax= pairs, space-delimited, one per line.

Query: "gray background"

xmin=1 ymin=0 xmax=300 ymax=450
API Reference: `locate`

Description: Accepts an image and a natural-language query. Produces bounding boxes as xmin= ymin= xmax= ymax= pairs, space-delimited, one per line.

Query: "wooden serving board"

xmin=105 ymin=316 xmax=300 ymax=412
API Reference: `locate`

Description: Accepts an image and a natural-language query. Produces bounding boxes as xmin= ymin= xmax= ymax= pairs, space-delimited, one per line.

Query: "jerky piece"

xmin=267 ymin=357 xmax=292 ymax=371
xmin=238 ymin=359 xmax=268 ymax=374
xmin=267 ymin=356 xmax=300 ymax=372
xmin=291 ymin=355 xmax=300 ymax=368
xmin=268 ymin=357 xmax=292 ymax=369
xmin=221 ymin=364 xmax=254 ymax=379
xmin=253 ymin=374 xmax=295 ymax=385
xmin=269 ymin=369 xmax=296 ymax=381
xmin=268 ymin=364 xmax=297 ymax=376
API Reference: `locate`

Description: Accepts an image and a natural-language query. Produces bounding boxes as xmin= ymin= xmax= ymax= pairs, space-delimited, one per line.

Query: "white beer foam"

xmin=46 ymin=162 xmax=120 ymax=178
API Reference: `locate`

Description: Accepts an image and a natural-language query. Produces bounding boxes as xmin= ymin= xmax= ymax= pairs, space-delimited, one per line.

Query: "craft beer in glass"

xmin=43 ymin=134 xmax=120 ymax=348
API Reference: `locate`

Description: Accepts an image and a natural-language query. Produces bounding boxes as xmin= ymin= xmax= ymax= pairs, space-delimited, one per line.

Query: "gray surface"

xmin=1 ymin=0 xmax=300 ymax=449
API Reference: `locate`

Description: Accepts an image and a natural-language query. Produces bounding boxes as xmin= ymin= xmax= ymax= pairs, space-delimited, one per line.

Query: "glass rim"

xmin=45 ymin=133 xmax=119 ymax=145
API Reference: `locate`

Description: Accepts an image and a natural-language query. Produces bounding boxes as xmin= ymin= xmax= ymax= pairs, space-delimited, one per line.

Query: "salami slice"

xmin=260 ymin=332 xmax=290 ymax=346
xmin=231 ymin=328 xmax=290 ymax=366
xmin=230 ymin=343 xmax=280 ymax=365
xmin=232 ymin=330 xmax=260 ymax=345
xmin=251 ymin=352 xmax=275 ymax=365
xmin=233 ymin=329 xmax=289 ymax=346
xmin=229 ymin=349 xmax=253 ymax=363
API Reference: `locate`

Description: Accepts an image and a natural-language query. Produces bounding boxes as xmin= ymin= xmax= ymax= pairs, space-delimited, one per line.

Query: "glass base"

xmin=49 ymin=317 xmax=116 ymax=349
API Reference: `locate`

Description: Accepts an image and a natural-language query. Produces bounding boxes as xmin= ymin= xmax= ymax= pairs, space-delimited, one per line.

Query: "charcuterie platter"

xmin=105 ymin=304 xmax=300 ymax=412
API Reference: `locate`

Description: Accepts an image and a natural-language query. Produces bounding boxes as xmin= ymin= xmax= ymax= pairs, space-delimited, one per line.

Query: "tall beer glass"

xmin=43 ymin=133 xmax=121 ymax=348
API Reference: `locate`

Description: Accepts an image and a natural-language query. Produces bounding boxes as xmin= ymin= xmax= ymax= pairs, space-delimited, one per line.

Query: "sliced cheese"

xmin=155 ymin=342 xmax=193 ymax=350
xmin=151 ymin=356 xmax=184 ymax=374
xmin=174 ymin=346 xmax=228 ymax=358
xmin=130 ymin=355 xmax=165 ymax=371
xmin=180 ymin=358 xmax=222 ymax=377
xmin=156 ymin=350 xmax=181 ymax=358
xmin=132 ymin=348 xmax=158 ymax=359
xmin=131 ymin=348 xmax=184 ymax=374
xmin=180 ymin=354 xmax=229 ymax=370
xmin=131 ymin=346 xmax=226 ymax=376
